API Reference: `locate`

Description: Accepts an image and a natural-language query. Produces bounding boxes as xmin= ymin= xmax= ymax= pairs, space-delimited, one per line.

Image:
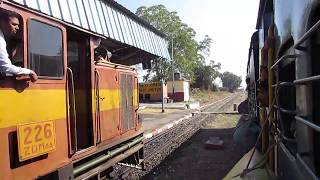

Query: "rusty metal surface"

xmin=120 ymin=74 xmax=134 ymax=132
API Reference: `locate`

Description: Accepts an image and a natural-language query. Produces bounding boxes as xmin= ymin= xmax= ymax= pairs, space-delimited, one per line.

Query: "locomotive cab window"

xmin=28 ymin=20 xmax=63 ymax=78
xmin=6 ymin=14 xmax=24 ymax=68
xmin=0 ymin=9 xmax=25 ymax=69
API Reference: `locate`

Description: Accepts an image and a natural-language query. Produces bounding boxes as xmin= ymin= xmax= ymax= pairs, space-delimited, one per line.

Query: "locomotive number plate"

xmin=17 ymin=121 xmax=56 ymax=161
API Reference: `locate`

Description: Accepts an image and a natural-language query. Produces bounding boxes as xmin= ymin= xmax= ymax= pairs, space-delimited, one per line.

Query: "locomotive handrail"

xmin=295 ymin=116 xmax=320 ymax=133
xmin=271 ymin=54 xmax=299 ymax=70
xmin=94 ymin=70 xmax=102 ymax=144
xmin=294 ymin=19 xmax=320 ymax=49
xmin=67 ymin=67 xmax=78 ymax=154
xmin=294 ymin=75 xmax=320 ymax=84
xmin=73 ymin=136 xmax=144 ymax=176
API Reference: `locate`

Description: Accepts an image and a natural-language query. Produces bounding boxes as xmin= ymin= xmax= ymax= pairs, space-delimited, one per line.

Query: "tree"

xmin=193 ymin=60 xmax=221 ymax=90
xmin=192 ymin=35 xmax=221 ymax=90
xmin=136 ymin=5 xmax=199 ymax=81
xmin=198 ymin=35 xmax=212 ymax=63
xmin=220 ymin=72 xmax=242 ymax=92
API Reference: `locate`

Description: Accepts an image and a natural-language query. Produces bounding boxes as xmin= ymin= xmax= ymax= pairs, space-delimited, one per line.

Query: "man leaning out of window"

xmin=0 ymin=9 xmax=37 ymax=82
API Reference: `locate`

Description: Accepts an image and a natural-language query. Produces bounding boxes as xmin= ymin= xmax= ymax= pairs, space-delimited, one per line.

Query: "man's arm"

xmin=0 ymin=36 xmax=37 ymax=81
xmin=0 ymin=46 xmax=32 ymax=75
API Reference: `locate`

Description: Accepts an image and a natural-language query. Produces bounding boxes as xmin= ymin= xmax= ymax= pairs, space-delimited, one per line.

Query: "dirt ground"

xmin=190 ymin=90 xmax=232 ymax=106
xmin=143 ymin=114 xmax=248 ymax=180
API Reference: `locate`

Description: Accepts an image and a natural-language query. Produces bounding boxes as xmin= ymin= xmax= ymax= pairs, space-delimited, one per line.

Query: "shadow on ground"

xmin=144 ymin=128 xmax=248 ymax=180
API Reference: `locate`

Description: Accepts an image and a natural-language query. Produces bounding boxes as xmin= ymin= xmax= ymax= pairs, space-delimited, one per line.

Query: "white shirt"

xmin=0 ymin=29 xmax=31 ymax=75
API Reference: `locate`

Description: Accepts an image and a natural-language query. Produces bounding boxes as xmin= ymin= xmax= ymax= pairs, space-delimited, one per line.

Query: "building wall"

xmin=139 ymin=82 xmax=167 ymax=102
xmin=183 ymin=81 xmax=190 ymax=101
xmin=167 ymin=80 xmax=190 ymax=102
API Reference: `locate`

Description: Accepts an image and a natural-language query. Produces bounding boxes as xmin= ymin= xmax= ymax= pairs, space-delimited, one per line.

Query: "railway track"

xmin=113 ymin=93 xmax=240 ymax=179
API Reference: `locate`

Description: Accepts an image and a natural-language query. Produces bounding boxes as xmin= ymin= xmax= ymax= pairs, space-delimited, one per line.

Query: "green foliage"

xmin=194 ymin=60 xmax=221 ymax=90
xmin=193 ymin=35 xmax=221 ymax=90
xmin=198 ymin=35 xmax=212 ymax=63
xmin=136 ymin=5 xmax=199 ymax=81
xmin=136 ymin=5 xmax=222 ymax=89
xmin=220 ymin=71 xmax=242 ymax=92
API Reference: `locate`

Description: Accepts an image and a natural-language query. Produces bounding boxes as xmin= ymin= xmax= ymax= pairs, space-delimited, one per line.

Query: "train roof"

xmin=7 ymin=0 xmax=171 ymax=65
xmin=256 ymin=0 xmax=273 ymax=29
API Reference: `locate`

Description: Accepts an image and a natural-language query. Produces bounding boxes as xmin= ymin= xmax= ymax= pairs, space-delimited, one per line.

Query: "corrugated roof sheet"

xmin=9 ymin=0 xmax=171 ymax=60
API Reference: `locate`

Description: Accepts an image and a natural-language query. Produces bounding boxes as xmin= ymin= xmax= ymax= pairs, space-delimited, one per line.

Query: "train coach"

xmin=226 ymin=0 xmax=320 ymax=179
xmin=0 ymin=0 xmax=171 ymax=179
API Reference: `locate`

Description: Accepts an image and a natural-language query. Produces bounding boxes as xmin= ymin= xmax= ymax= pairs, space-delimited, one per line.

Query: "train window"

xmin=28 ymin=20 xmax=63 ymax=78
xmin=5 ymin=12 xmax=24 ymax=67
xmin=278 ymin=62 xmax=296 ymax=154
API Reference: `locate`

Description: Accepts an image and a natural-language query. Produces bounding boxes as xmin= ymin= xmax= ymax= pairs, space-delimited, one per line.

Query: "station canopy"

xmin=9 ymin=0 xmax=171 ymax=65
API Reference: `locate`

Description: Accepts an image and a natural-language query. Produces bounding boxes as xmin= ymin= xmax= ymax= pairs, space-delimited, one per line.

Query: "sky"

xmin=116 ymin=0 xmax=260 ymax=86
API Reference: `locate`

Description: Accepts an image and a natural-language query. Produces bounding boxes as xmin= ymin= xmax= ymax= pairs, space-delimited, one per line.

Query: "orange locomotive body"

xmin=0 ymin=0 xmax=157 ymax=179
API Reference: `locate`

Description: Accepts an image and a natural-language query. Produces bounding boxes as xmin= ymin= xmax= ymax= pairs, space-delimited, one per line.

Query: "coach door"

xmin=67 ymin=30 xmax=94 ymax=153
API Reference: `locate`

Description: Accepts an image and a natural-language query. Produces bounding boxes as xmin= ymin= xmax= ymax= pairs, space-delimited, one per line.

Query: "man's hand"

xmin=29 ymin=70 xmax=38 ymax=82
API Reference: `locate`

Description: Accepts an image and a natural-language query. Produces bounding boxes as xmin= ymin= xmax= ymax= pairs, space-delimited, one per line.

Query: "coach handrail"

xmin=294 ymin=75 xmax=320 ymax=84
xmin=295 ymin=116 xmax=320 ymax=133
xmin=294 ymin=19 xmax=320 ymax=49
xmin=67 ymin=67 xmax=78 ymax=154
xmin=94 ymin=70 xmax=102 ymax=144
xmin=270 ymin=54 xmax=299 ymax=70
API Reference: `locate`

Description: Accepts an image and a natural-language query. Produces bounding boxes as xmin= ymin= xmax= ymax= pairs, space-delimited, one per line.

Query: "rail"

xmin=118 ymin=94 xmax=239 ymax=179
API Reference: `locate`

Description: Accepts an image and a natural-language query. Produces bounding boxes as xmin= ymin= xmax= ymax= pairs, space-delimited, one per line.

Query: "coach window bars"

xmin=271 ymin=18 xmax=320 ymax=147
xmin=273 ymin=80 xmax=297 ymax=144
xmin=272 ymin=60 xmax=297 ymax=147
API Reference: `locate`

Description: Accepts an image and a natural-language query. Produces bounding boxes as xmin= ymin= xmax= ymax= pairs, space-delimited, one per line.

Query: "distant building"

xmin=139 ymin=82 xmax=167 ymax=102
xmin=167 ymin=80 xmax=190 ymax=102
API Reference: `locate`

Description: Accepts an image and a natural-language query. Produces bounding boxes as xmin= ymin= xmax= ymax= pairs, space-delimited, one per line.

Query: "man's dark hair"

xmin=0 ymin=9 xmax=19 ymax=22
xmin=94 ymin=47 xmax=108 ymax=59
